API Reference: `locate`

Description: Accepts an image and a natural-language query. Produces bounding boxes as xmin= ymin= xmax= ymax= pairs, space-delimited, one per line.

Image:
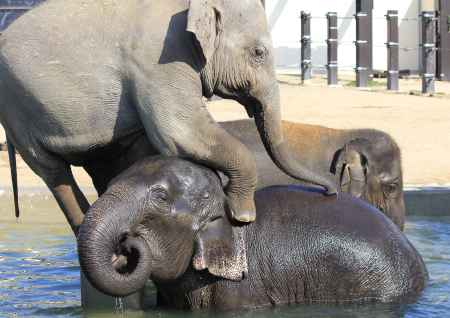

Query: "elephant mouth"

xmin=111 ymin=234 xmax=144 ymax=275
xmin=237 ymin=94 xmax=263 ymax=119
xmin=243 ymin=104 xmax=256 ymax=118
xmin=215 ymin=88 xmax=262 ymax=118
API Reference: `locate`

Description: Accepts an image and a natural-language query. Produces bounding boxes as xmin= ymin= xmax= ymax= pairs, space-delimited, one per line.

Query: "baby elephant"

xmin=78 ymin=158 xmax=427 ymax=311
xmin=221 ymin=119 xmax=406 ymax=230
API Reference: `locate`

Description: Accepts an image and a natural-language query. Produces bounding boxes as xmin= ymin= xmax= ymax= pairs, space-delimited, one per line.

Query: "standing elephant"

xmin=78 ymin=157 xmax=428 ymax=311
xmin=0 ymin=0 xmax=335 ymax=235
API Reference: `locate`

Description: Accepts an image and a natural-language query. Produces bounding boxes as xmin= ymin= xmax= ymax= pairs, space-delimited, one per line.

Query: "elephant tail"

xmin=6 ymin=135 xmax=19 ymax=219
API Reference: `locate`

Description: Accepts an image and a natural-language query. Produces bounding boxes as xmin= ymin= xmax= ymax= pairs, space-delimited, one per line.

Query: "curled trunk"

xmin=77 ymin=192 xmax=153 ymax=297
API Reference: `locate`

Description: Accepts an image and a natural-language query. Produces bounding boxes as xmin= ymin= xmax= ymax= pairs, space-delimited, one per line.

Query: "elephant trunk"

xmin=254 ymin=84 xmax=337 ymax=194
xmin=77 ymin=192 xmax=153 ymax=297
xmin=382 ymin=191 xmax=406 ymax=231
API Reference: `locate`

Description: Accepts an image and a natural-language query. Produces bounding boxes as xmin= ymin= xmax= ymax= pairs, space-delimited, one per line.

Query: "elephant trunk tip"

xmin=113 ymin=236 xmax=142 ymax=275
xmin=79 ymin=233 xmax=153 ymax=298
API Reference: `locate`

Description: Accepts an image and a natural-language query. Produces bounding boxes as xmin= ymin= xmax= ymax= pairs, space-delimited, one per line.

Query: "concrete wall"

xmin=373 ymin=0 xmax=421 ymax=72
xmin=420 ymin=0 xmax=436 ymax=11
xmin=267 ymin=0 xmax=356 ymax=73
xmin=266 ymin=0 xmax=423 ymax=73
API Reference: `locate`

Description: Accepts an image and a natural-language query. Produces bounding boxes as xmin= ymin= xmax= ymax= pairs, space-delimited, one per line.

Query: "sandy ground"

xmin=0 ymin=75 xmax=449 ymax=193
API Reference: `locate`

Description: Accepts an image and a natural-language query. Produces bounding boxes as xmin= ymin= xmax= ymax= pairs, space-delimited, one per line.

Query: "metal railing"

xmin=300 ymin=10 xmax=447 ymax=94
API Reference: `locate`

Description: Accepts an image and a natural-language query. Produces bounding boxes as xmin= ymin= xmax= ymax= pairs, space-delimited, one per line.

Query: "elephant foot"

xmin=227 ymin=196 xmax=256 ymax=223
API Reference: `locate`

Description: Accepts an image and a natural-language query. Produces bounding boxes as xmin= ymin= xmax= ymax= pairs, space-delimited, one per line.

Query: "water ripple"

xmin=0 ymin=211 xmax=449 ymax=317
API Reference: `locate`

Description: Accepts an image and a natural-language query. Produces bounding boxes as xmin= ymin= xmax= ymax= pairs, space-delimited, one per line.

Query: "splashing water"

xmin=115 ymin=297 xmax=125 ymax=316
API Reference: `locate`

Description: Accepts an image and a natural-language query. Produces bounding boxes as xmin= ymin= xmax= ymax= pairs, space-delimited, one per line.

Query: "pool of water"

xmin=0 ymin=195 xmax=449 ymax=318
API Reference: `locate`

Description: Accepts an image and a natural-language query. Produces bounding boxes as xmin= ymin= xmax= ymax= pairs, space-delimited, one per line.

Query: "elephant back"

xmin=246 ymin=186 xmax=428 ymax=303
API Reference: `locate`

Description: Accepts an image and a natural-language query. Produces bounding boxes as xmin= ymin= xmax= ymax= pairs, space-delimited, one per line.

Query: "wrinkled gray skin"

xmin=0 ymin=0 xmax=335 ymax=234
xmin=78 ymin=119 xmax=406 ymax=230
xmin=78 ymin=158 xmax=427 ymax=311
xmin=221 ymin=119 xmax=406 ymax=230
xmin=78 ymin=157 xmax=248 ymax=298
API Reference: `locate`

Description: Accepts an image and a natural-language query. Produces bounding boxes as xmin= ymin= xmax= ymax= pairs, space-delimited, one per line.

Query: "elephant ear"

xmin=334 ymin=138 xmax=371 ymax=198
xmin=187 ymin=0 xmax=222 ymax=64
xmin=192 ymin=216 xmax=247 ymax=281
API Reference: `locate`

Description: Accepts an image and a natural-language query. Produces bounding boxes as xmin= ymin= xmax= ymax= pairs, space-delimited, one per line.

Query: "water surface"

xmin=0 ymin=195 xmax=449 ymax=317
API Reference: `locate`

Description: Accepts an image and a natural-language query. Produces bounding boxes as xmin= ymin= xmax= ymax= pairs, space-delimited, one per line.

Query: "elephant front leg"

xmin=200 ymin=126 xmax=258 ymax=223
xmin=147 ymin=105 xmax=258 ymax=223
xmin=131 ymin=64 xmax=256 ymax=222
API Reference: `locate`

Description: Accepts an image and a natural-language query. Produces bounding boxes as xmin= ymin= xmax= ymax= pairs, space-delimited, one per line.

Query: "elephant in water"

xmin=220 ymin=119 xmax=406 ymax=230
xmin=0 ymin=0 xmax=335 ymax=235
xmin=77 ymin=157 xmax=427 ymax=311
xmin=76 ymin=119 xmax=406 ymax=230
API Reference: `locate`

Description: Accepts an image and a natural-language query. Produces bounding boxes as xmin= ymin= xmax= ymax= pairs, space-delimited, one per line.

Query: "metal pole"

xmin=367 ymin=0 xmax=374 ymax=75
xmin=421 ymin=11 xmax=436 ymax=94
xmin=301 ymin=11 xmax=312 ymax=82
xmin=436 ymin=0 xmax=450 ymax=81
xmin=386 ymin=10 xmax=399 ymax=91
xmin=357 ymin=0 xmax=374 ymax=75
xmin=436 ymin=7 xmax=442 ymax=80
xmin=327 ymin=12 xmax=338 ymax=86
xmin=355 ymin=11 xmax=370 ymax=87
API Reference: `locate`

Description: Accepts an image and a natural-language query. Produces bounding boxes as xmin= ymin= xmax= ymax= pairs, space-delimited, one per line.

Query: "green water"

xmin=0 ymin=195 xmax=449 ymax=317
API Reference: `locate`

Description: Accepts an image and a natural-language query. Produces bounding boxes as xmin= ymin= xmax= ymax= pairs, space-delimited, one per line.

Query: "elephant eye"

xmin=250 ymin=45 xmax=268 ymax=65
xmin=202 ymin=191 xmax=210 ymax=200
xmin=383 ymin=183 xmax=398 ymax=196
xmin=151 ymin=186 xmax=169 ymax=202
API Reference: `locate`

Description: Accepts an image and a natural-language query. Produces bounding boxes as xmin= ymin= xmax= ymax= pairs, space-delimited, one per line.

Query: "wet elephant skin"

xmin=78 ymin=158 xmax=427 ymax=311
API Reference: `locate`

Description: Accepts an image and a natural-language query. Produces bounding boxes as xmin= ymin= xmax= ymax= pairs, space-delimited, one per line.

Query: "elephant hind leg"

xmin=3 ymin=127 xmax=89 ymax=236
xmin=21 ymin=150 xmax=89 ymax=236
xmin=47 ymin=168 xmax=90 ymax=236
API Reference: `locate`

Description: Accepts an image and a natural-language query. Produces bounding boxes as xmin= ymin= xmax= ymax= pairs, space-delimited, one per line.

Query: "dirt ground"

xmin=0 ymin=75 xmax=449 ymax=193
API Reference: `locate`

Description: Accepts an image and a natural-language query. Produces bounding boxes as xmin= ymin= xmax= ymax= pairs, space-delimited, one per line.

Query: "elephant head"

xmin=77 ymin=157 xmax=247 ymax=297
xmin=334 ymin=138 xmax=405 ymax=230
xmin=187 ymin=0 xmax=336 ymax=194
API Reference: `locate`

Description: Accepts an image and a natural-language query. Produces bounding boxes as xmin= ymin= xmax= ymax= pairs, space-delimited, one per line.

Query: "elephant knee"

xmin=158 ymin=122 xmax=258 ymax=194
xmin=211 ymin=138 xmax=257 ymax=176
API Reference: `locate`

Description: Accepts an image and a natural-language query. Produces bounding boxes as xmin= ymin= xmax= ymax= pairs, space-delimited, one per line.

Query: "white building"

xmin=266 ymin=0 xmax=438 ymax=74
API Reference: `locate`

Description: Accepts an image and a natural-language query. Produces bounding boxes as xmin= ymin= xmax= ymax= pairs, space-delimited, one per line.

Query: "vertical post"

xmin=368 ymin=0 xmax=374 ymax=75
xmin=386 ymin=10 xmax=399 ymax=91
xmin=421 ymin=11 xmax=436 ymax=94
xmin=355 ymin=11 xmax=370 ymax=87
xmin=327 ymin=12 xmax=338 ymax=86
xmin=301 ymin=11 xmax=312 ymax=83
xmin=436 ymin=0 xmax=450 ymax=81
xmin=436 ymin=7 xmax=442 ymax=80
xmin=357 ymin=0 xmax=374 ymax=74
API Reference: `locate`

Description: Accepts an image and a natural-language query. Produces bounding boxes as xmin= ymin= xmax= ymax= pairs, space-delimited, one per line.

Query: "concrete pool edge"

xmin=404 ymin=187 xmax=450 ymax=217
xmin=0 ymin=185 xmax=449 ymax=216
